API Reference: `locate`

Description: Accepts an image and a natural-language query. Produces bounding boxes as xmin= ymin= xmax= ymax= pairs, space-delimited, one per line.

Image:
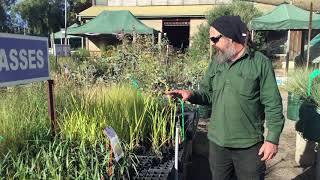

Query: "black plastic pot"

xmin=131 ymin=110 xmax=199 ymax=180
xmin=287 ymin=92 xmax=304 ymax=121
xmin=295 ymin=103 xmax=320 ymax=141
xmin=132 ymin=144 xmax=192 ymax=180
xmin=176 ymin=110 xmax=199 ymax=141
xmin=198 ymin=105 xmax=212 ymax=119
xmin=132 ymin=158 xmax=175 ymax=180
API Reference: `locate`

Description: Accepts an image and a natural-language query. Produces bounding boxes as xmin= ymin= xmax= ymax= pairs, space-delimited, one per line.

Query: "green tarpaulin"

xmin=310 ymin=33 xmax=320 ymax=46
xmin=54 ymin=23 xmax=81 ymax=39
xmin=295 ymin=34 xmax=320 ymax=64
xmin=68 ymin=10 xmax=156 ymax=35
xmin=249 ymin=4 xmax=320 ymax=30
xmin=307 ymin=34 xmax=320 ymax=63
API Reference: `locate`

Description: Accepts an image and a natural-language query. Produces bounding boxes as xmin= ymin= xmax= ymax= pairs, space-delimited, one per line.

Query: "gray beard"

xmin=214 ymin=47 xmax=236 ymax=64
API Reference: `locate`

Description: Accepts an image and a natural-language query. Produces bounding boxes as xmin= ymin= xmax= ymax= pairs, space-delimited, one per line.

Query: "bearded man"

xmin=166 ymin=16 xmax=285 ymax=180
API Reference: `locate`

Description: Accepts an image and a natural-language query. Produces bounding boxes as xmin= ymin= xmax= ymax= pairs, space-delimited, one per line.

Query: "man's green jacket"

xmin=189 ymin=50 xmax=285 ymax=148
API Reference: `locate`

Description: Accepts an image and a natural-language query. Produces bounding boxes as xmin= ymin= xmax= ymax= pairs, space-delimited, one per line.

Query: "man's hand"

xmin=165 ymin=90 xmax=193 ymax=102
xmin=259 ymin=141 xmax=278 ymax=161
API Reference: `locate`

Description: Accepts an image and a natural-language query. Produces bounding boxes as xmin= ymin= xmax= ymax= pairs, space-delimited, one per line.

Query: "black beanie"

xmin=210 ymin=16 xmax=248 ymax=44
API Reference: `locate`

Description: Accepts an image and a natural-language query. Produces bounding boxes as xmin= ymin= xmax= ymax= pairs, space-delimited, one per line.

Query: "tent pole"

xmin=158 ymin=32 xmax=162 ymax=51
xmin=251 ymin=30 xmax=254 ymax=42
xmin=50 ymin=33 xmax=55 ymax=49
xmin=299 ymin=31 xmax=305 ymax=66
xmin=64 ymin=0 xmax=68 ymax=45
xmin=285 ymin=30 xmax=291 ymax=73
xmin=306 ymin=2 xmax=313 ymax=70
xmin=81 ymin=37 xmax=84 ymax=49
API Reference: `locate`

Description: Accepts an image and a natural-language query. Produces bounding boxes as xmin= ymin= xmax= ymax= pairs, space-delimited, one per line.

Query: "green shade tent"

xmin=249 ymin=4 xmax=320 ymax=30
xmin=310 ymin=33 xmax=320 ymax=46
xmin=54 ymin=23 xmax=81 ymax=39
xmin=311 ymin=34 xmax=320 ymax=64
xmin=68 ymin=10 xmax=156 ymax=35
xmin=295 ymin=34 xmax=320 ymax=64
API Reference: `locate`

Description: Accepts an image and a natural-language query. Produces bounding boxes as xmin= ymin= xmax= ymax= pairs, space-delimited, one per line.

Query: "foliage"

xmin=14 ymin=0 xmax=63 ymax=35
xmin=60 ymin=36 xmax=209 ymax=94
xmin=0 ymin=0 xmax=17 ymax=32
xmin=0 ymin=83 xmax=50 ymax=155
xmin=72 ymin=48 xmax=91 ymax=62
xmin=148 ymin=98 xmax=176 ymax=155
xmin=0 ymin=138 xmax=133 ymax=179
xmin=0 ymin=32 xmax=205 ymax=178
xmin=190 ymin=1 xmax=265 ymax=56
xmin=68 ymin=0 xmax=91 ymax=24
xmin=0 ymin=81 xmax=178 ymax=178
xmin=313 ymin=82 xmax=320 ymax=107
xmin=285 ymin=68 xmax=320 ymax=106
xmin=59 ymin=84 xmax=177 ymax=153
xmin=14 ymin=0 xmax=91 ymax=36
xmin=285 ymin=69 xmax=310 ymax=98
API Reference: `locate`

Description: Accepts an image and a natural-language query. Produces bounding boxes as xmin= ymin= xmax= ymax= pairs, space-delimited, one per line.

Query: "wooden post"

xmin=306 ymin=2 xmax=313 ymax=70
xmin=47 ymin=80 xmax=57 ymax=137
xmin=108 ymin=143 xmax=113 ymax=177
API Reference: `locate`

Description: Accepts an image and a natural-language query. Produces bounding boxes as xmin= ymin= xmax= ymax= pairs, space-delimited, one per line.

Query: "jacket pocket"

xmin=234 ymin=73 xmax=259 ymax=97
xmin=210 ymin=71 xmax=224 ymax=91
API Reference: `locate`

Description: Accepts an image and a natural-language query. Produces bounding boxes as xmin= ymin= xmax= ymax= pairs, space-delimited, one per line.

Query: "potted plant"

xmin=285 ymin=69 xmax=310 ymax=121
xmin=286 ymin=69 xmax=320 ymax=168
xmin=295 ymin=70 xmax=320 ymax=141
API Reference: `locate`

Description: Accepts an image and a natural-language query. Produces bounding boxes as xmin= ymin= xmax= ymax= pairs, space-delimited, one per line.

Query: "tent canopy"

xmin=68 ymin=10 xmax=156 ymax=35
xmin=294 ymin=34 xmax=320 ymax=64
xmin=310 ymin=33 xmax=320 ymax=46
xmin=54 ymin=23 xmax=81 ymax=39
xmin=249 ymin=3 xmax=320 ymax=30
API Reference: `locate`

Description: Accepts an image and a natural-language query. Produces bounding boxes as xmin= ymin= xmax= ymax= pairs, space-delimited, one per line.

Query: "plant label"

xmin=103 ymin=127 xmax=124 ymax=162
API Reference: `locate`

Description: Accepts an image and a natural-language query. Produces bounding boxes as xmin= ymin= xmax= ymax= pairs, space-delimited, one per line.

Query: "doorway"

xmin=163 ymin=18 xmax=190 ymax=51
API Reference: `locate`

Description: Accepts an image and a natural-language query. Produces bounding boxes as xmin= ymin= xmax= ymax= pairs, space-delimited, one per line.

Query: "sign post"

xmin=47 ymin=80 xmax=57 ymax=137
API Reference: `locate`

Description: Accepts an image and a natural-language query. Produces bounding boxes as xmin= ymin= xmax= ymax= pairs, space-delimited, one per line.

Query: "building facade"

xmin=77 ymin=0 xmax=274 ymax=52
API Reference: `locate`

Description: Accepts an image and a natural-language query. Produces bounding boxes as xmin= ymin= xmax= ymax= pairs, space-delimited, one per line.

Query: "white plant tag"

xmin=103 ymin=127 xmax=124 ymax=162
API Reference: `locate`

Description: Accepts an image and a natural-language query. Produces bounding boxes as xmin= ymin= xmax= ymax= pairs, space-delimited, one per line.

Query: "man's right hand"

xmin=165 ymin=90 xmax=193 ymax=102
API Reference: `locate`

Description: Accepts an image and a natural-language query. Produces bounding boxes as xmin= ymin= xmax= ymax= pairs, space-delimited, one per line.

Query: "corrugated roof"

xmin=78 ymin=5 xmax=215 ymax=18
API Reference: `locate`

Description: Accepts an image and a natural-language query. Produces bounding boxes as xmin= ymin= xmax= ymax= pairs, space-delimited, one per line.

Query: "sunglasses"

xmin=210 ymin=35 xmax=223 ymax=43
